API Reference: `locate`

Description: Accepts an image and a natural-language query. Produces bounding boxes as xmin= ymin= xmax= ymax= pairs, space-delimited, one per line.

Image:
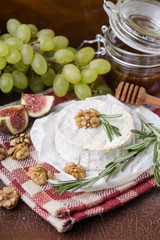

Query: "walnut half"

xmin=26 ymin=164 xmax=54 ymax=186
xmin=9 ymin=133 xmax=31 ymax=147
xmin=7 ymin=133 xmax=31 ymax=160
xmin=8 ymin=142 xmax=29 ymax=160
xmin=0 ymin=187 xmax=19 ymax=210
xmin=64 ymin=162 xmax=86 ymax=179
xmin=74 ymin=108 xmax=100 ymax=129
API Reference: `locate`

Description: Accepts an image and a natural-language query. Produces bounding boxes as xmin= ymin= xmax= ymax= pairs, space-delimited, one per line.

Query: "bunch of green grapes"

xmin=0 ymin=18 xmax=112 ymax=99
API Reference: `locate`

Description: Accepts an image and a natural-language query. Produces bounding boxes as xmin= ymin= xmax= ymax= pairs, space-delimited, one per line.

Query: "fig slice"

xmin=21 ymin=93 xmax=54 ymax=118
xmin=0 ymin=105 xmax=29 ymax=135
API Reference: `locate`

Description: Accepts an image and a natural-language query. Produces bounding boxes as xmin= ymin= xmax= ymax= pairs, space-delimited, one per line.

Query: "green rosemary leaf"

xmin=114 ymin=151 xmax=136 ymax=163
xmin=122 ymin=141 xmax=146 ymax=151
xmin=101 ymin=120 xmax=112 ymax=142
xmin=82 ymin=177 xmax=100 ymax=189
xmin=153 ymin=126 xmax=160 ymax=134
xmin=111 ymin=126 xmax=122 ymax=136
xmin=103 ymin=119 xmax=113 ymax=133
xmin=131 ymin=129 xmax=144 ymax=134
xmin=105 ymin=167 xmax=117 ymax=182
xmin=99 ymin=114 xmax=123 ymax=118
xmin=112 ymin=126 xmax=120 ymax=131
xmin=151 ymin=127 xmax=160 ymax=138
xmin=100 ymin=120 xmax=121 ymax=141
xmin=98 ymin=113 xmax=122 ymax=142
xmin=131 ymin=129 xmax=153 ymax=139
xmin=121 ymin=157 xmax=133 ymax=171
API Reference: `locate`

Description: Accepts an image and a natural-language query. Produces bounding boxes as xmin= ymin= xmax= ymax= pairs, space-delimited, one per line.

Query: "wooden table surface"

xmin=0 ymin=0 xmax=160 ymax=239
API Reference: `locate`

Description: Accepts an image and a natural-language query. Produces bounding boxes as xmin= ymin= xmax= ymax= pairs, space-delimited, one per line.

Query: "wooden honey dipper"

xmin=115 ymin=82 xmax=160 ymax=106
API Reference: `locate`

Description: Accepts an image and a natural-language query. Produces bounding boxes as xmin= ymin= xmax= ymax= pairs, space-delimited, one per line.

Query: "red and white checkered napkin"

xmin=0 ymin=93 xmax=159 ymax=232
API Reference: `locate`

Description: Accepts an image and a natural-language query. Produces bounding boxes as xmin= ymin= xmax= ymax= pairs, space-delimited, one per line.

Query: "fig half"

xmin=0 ymin=105 xmax=29 ymax=135
xmin=21 ymin=93 xmax=54 ymax=118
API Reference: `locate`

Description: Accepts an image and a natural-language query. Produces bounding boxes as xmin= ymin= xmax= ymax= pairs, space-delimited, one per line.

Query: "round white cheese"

xmin=55 ymin=98 xmax=134 ymax=170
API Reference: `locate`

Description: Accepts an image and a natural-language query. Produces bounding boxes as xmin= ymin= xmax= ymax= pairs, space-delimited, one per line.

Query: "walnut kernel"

xmin=26 ymin=164 xmax=54 ymax=185
xmin=8 ymin=133 xmax=30 ymax=160
xmin=74 ymin=108 xmax=100 ymax=129
xmin=0 ymin=146 xmax=6 ymax=161
xmin=8 ymin=142 xmax=29 ymax=160
xmin=64 ymin=162 xmax=86 ymax=179
xmin=9 ymin=133 xmax=31 ymax=147
xmin=0 ymin=186 xmax=19 ymax=210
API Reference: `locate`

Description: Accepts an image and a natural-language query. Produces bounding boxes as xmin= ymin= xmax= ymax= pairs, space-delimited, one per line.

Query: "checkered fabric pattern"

xmin=0 ymin=91 xmax=159 ymax=232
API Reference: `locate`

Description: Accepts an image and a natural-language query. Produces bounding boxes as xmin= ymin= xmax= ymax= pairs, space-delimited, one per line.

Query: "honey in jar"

xmin=103 ymin=0 xmax=160 ymax=97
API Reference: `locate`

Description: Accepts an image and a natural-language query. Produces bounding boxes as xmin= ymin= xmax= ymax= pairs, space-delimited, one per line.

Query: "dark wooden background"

xmin=0 ymin=0 xmax=109 ymax=48
xmin=0 ymin=0 xmax=160 ymax=239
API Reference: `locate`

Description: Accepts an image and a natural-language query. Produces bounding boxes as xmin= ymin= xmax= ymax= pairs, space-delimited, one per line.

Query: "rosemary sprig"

xmin=136 ymin=112 xmax=160 ymax=186
xmin=98 ymin=114 xmax=122 ymax=142
xmin=51 ymin=112 xmax=160 ymax=194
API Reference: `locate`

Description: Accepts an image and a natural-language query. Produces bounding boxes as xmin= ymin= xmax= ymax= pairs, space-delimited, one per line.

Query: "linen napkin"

xmin=0 ymin=90 xmax=158 ymax=232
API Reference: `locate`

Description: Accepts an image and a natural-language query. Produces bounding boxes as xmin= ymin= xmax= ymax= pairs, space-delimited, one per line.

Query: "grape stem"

xmin=28 ymin=40 xmax=40 ymax=46
xmin=46 ymin=56 xmax=56 ymax=62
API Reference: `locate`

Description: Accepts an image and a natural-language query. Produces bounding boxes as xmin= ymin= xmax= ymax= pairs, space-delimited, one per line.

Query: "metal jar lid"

xmin=103 ymin=0 xmax=160 ymax=54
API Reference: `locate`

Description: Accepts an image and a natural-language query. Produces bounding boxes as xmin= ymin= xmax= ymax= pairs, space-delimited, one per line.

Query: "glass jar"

xmin=103 ymin=0 xmax=160 ymax=96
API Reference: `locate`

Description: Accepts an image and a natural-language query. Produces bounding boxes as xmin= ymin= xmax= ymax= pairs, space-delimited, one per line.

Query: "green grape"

xmin=21 ymin=44 xmax=33 ymax=64
xmin=28 ymin=24 xmax=38 ymax=38
xmin=0 ymin=41 xmax=9 ymax=57
xmin=13 ymin=60 xmax=29 ymax=72
xmin=89 ymin=59 xmax=111 ymax=74
xmin=29 ymin=75 xmax=44 ymax=93
xmin=74 ymin=83 xmax=92 ymax=100
xmin=54 ymin=63 xmax=62 ymax=73
xmin=12 ymin=70 xmax=28 ymax=89
xmin=41 ymin=68 xmax=56 ymax=86
xmin=0 ymin=33 xmax=11 ymax=41
xmin=75 ymin=47 xmax=95 ymax=66
xmin=53 ymin=35 xmax=69 ymax=51
xmin=5 ymin=37 xmax=23 ymax=51
xmin=53 ymin=74 xmax=69 ymax=97
xmin=81 ymin=68 xmax=98 ymax=84
xmin=0 ymin=57 xmax=7 ymax=70
xmin=54 ymin=49 xmax=74 ymax=64
xmin=16 ymin=24 xmax=31 ymax=43
xmin=62 ymin=64 xmax=81 ymax=84
xmin=31 ymin=53 xmax=47 ymax=75
xmin=0 ymin=73 xmax=14 ymax=93
xmin=5 ymin=49 xmax=21 ymax=64
xmin=96 ymin=85 xmax=113 ymax=95
xmin=38 ymin=36 xmax=55 ymax=51
xmin=37 ymin=29 xmax=55 ymax=38
xmin=7 ymin=18 xmax=21 ymax=36
xmin=66 ymin=46 xmax=76 ymax=54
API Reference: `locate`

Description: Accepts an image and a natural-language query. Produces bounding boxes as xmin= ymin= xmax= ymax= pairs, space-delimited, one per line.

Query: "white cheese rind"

xmin=55 ymin=98 xmax=134 ymax=170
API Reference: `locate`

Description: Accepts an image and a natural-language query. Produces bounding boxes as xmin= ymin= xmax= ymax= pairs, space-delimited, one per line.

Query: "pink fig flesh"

xmin=0 ymin=105 xmax=29 ymax=135
xmin=21 ymin=93 xmax=54 ymax=118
